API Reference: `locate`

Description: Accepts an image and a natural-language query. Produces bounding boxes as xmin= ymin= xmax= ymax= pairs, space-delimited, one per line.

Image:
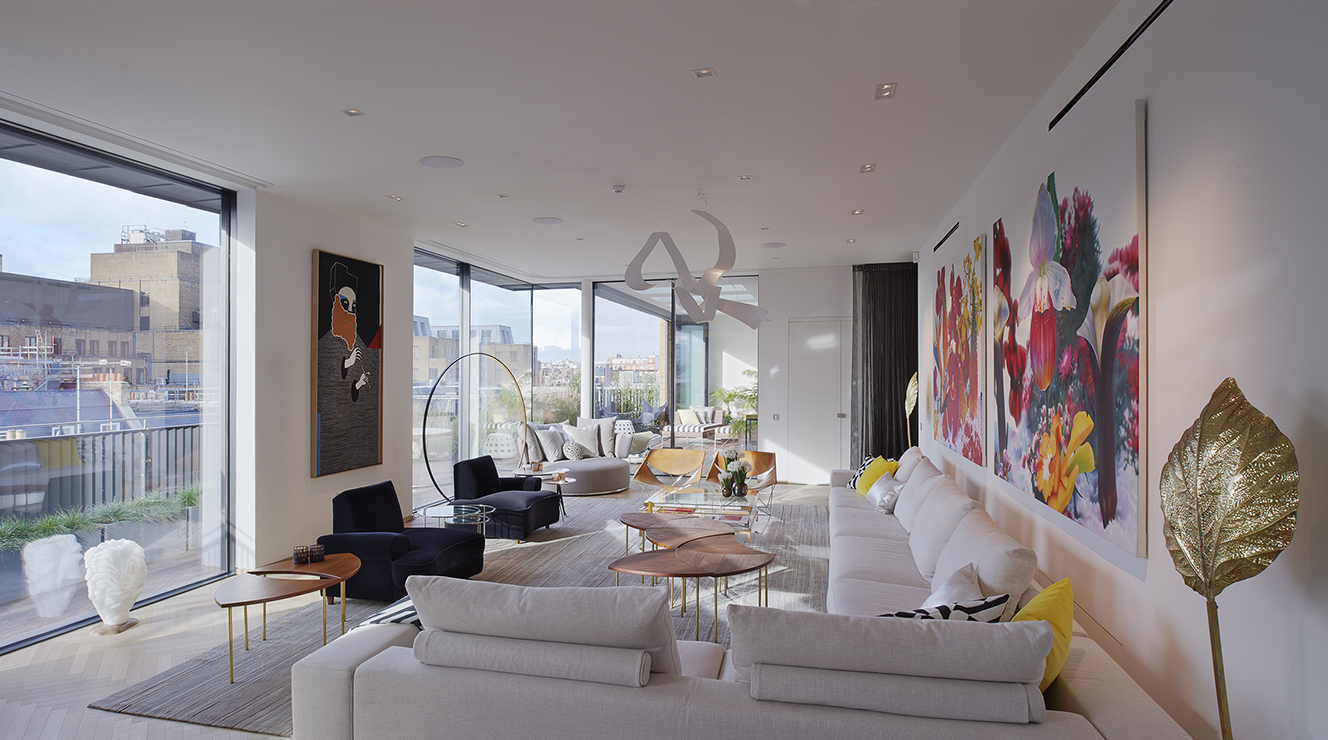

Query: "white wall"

xmin=235 ymin=191 xmax=415 ymax=568
xmin=756 ymin=266 xmax=852 ymax=479
xmin=917 ymin=1 xmax=1328 ymax=737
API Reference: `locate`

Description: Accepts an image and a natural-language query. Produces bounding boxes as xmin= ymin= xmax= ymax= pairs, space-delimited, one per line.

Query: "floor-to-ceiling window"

xmin=468 ymin=268 xmax=532 ymax=470
xmin=0 ymin=121 xmax=232 ymax=653
xmin=411 ymin=251 xmax=460 ymax=510
xmin=592 ymin=283 xmax=669 ymax=432
xmin=531 ymin=286 xmax=580 ymax=424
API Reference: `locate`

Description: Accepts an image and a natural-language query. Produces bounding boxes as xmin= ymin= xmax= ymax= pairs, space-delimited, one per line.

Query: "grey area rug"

xmin=89 ymin=598 xmax=385 ymax=736
xmin=90 ymin=494 xmax=829 ymax=736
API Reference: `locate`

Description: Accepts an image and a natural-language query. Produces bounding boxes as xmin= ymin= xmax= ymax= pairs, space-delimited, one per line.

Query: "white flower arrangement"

xmin=726 ymin=459 xmax=753 ymax=474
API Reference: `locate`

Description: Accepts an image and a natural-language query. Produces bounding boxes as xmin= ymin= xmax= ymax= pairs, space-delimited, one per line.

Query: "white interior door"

xmin=786 ymin=318 xmax=852 ymax=484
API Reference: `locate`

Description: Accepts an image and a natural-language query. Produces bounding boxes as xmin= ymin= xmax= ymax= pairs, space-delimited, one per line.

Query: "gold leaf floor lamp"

xmin=1159 ymin=377 xmax=1299 ymax=740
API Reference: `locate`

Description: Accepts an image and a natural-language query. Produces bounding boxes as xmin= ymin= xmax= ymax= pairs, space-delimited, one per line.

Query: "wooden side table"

xmin=214 ymin=552 xmax=360 ymax=683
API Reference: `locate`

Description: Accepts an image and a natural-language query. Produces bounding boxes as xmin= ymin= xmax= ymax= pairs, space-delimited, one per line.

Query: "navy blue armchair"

xmin=453 ymin=456 xmax=561 ymax=540
xmin=317 ymin=480 xmax=485 ymax=602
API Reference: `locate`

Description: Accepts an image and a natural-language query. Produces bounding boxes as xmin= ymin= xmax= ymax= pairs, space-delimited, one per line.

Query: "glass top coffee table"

xmin=421 ymin=503 xmax=495 ymax=535
xmin=644 ymin=485 xmax=757 ymax=530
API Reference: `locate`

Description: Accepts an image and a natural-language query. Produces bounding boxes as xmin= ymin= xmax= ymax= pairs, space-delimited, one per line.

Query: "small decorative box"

xmin=293 ymin=545 xmax=310 ymax=564
xmin=309 ymin=543 xmax=325 ymax=562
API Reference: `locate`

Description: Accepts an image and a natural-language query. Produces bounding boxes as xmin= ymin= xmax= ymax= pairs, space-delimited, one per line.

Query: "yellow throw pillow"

xmin=855 ymin=457 xmax=898 ymax=495
xmin=1012 ymin=578 xmax=1074 ymax=691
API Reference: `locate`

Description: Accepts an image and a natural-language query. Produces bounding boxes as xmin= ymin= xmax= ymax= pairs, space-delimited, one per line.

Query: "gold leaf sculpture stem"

xmin=1207 ymin=597 xmax=1233 ymax=740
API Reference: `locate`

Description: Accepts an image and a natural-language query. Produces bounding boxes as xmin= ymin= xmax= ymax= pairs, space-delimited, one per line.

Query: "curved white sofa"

xmin=291 ymin=447 xmax=1189 ymax=740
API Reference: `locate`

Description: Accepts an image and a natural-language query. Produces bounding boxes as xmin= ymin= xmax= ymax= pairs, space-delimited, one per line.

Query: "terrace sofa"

xmin=291 ymin=447 xmax=1188 ymax=740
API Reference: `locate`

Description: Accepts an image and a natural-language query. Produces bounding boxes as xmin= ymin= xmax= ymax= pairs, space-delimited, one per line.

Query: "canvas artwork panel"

xmin=313 ymin=250 xmax=383 ymax=477
xmin=990 ymin=103 xmax=1145 ymax=556
xmin=932 ymin=235 xmax=985 ymax=465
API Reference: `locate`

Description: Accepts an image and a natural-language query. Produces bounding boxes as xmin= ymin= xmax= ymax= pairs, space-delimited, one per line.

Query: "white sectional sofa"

xmin=291 ymin=448 xmax=1189 ymax=740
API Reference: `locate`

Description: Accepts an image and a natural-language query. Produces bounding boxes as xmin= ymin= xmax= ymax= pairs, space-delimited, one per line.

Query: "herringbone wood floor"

xmin=0 ymin=483 xmax=829 ymax=739
xmin=0 ymin=578 xmax=320 ymax=739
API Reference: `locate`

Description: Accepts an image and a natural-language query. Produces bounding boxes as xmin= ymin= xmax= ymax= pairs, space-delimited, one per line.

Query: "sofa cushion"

xmin=908 ymin=479 xmax=981 ymax=580
xmin=675 ymin=408 xmax=701 ymax=426
xmin=829 ymin=509 xmax=904 ymax=541
xmin=524 ymin=423 xmax=546 ymax=463
xmin=728 ymin=604 xmax=1052 ymax=684
xmin=921 ymin=562 xmax=984 ymax=609
xmin=564 ymin=440 xmax=590 ymax=460
xmin=893 ymin=446 xmax=925 ymax=481
xmin=865 ymin=474 xmax=905 ymax=513
xmin=934 ymin=510 xmax=1038 ymax=622
xmin=564 ymin=422 xmax=602 ymax=457
xmin=893 ymin=461 xmax=944 ymax=532
xmin=881 ymin=593 xmax=1009 ymax=622
xmin=827 ymin=578 xmax=933 ymax=616
xmin=537 ymin=429 xmax=566 ymax=461
xmin=855 ymin=457 xmax=897 ymax=495
xmin=676 ymin=640 xmax=727 ymax=680
xmin=747 ymin=662 xmax=1045 ymax=724
xmin=829 ymin=535 xmax=927 ymax=587
xmin=1013 ymin=578 xmax=1074 ymax=691
xmin=414 ymin=628 xmax=653 ymax=687
xmin=577 ymin=416 xmax=616 ymax=457
xmin=405 ymin=577 xmax=683 ymax=674
xmin=845 ymin=455 xmax=875 ymax=490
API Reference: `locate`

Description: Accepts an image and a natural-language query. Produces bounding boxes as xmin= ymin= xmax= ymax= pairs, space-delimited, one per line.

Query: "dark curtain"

xmin=851 ymin=262 xmax=918 ymax=462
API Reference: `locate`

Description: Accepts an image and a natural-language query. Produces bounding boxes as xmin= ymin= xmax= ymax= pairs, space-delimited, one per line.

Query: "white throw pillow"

xmin=921 ymin=562 xmax=984 ymax=609
xmin=524 ymin=423 xmax=545 ymax=463
xmin=675 ymin=408 xmax=701 ymax=426
xmin=864 ymin=472 xmax=893 ymax=508
xmin=564 ymin=423 xmax=601 ymax=457
xmin=577 ymin=417 xmax=616 ymax=456
xmin=537 ymin=429 xmax=566 ymax=462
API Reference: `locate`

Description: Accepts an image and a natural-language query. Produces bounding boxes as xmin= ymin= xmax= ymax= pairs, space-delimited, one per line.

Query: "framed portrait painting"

xmin=313 ymin=249 xmax=383 ymax=477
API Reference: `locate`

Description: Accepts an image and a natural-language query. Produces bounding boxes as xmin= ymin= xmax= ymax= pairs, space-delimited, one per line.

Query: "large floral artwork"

xmin=932 ymin=235 xmax=984 ymax=465
xmin=992 ymin=164 xmax=1143 ymax=555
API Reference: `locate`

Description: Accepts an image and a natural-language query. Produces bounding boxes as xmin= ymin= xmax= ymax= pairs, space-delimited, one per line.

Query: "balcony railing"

xmin=0 ymin=424 xmax=201 ymax=518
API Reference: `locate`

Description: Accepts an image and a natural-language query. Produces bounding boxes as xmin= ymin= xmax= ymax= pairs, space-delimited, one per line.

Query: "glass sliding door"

xmin=0 ymin=121 xmax=231 ymax=652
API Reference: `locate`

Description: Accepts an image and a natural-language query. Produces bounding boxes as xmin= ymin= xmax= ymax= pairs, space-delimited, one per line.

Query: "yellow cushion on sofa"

xmin=855 ymin=457 xmax=899 ymax=495
xmin=1012 ymin=578 xmax=1074 ymax=691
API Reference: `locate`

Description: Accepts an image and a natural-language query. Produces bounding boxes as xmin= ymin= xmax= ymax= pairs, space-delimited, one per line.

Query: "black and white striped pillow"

xmin=360 ymin=596 xmax=421 ymax=629
xmin=879 ymin=593 xmax=1009 ymax=623
xmin=846 ymin=456 xmax=876 ymax=490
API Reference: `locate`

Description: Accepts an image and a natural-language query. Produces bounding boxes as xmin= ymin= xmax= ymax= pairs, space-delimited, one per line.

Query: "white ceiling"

xmin=0 ymin=0 xmax=1118 ymax=283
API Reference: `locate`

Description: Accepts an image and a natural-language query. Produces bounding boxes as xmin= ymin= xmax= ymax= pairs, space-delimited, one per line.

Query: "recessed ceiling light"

xmin=453 ymin=222 xmax=467 ymax=227
xmin=851 ymin=208 xmax=864 ymax=215
xmin=497 ymin=193 xmax=511 ymax=199
xmin=860 ymin=164 xmax=876 ymax=173
xmin=739 ymin=175 xmax=752 ymax=180
xmin=846 ymin=239 xmax=856 ymax=243
xmin=694 ymin=68 xmax=716 ymax=78
xmin=421 ymin=156 xmax=465 ymax=169
xmin=532 ymin=217 xmax=563 ymax=225
xmin=341 ymin=108 xmax=365 ymax=116
xmin=386 ymin=194 xmax=404 ymax=201
xmin=874 ymin=83 xmax=897 ymax=100
xmin=759 ymin=242 xmax=786 ymax=249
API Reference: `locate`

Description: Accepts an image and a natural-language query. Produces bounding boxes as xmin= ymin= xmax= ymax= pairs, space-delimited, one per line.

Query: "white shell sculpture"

xmin=22 ymin=534 xmax=85 ymax=618
xmin=83 ymin=538 xmax=147 ymax=633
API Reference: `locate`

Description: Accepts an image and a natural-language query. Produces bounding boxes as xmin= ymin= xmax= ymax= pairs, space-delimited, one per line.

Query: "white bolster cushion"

xmin=749 ymin=663 xmax=1046 ymax=724
xmin=893 ymin=447 xmax=925 ymax=482
xmin=407 ymin=577 xmax=682 ymax=674
xmin=728 ymin=605 xmax=1052 ymax=684
xmin=414 ymin=628 xmax=652 ymax=687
